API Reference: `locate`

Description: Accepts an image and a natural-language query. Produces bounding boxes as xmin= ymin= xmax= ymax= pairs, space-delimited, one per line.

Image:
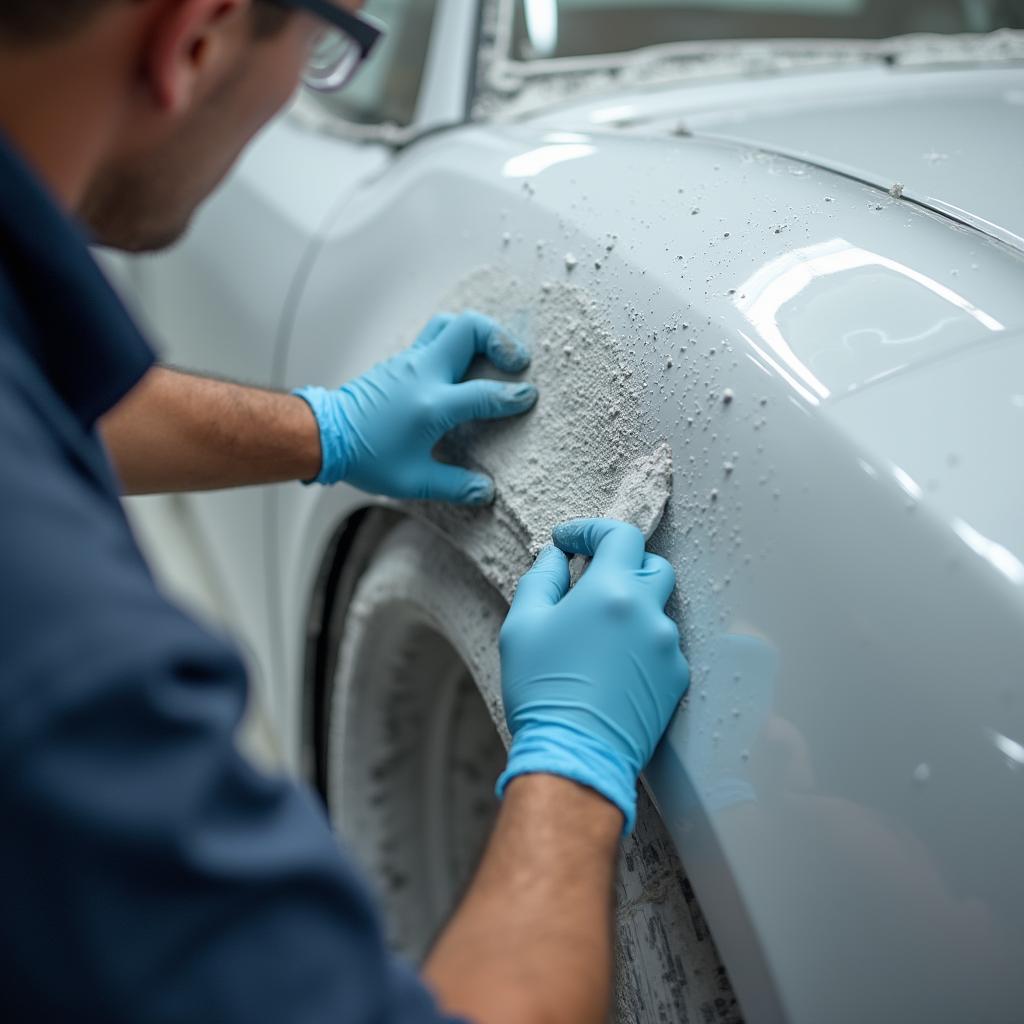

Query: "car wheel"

xmin=325 ymin=518 xmax=743 ymax=1023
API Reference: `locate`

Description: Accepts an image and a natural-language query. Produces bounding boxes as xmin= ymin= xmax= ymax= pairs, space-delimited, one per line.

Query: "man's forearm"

xmin=100 ymin=367 xmax=322 ymax=495
xmin=424 ymin=774 xmax=622 ymax=1024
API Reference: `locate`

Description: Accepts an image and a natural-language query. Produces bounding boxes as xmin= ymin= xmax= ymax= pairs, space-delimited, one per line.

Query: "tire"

xmin=326 ymin=518 xmax=743 ymax=1023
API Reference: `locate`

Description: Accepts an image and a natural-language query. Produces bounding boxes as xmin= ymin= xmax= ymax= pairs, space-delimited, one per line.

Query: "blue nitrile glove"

xmin=294 ymin=312 xmax=536 ymax=503
xmin=496 ymin=518 xmax=690 ymax=833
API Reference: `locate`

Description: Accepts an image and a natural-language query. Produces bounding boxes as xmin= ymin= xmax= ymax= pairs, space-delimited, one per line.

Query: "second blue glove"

xmin=497 ymin=519 xmax=690 ymax=833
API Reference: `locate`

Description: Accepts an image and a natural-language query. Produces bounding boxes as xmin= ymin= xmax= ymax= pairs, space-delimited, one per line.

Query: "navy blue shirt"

xmin=0 ymin=135 xmax=457 ymax=1023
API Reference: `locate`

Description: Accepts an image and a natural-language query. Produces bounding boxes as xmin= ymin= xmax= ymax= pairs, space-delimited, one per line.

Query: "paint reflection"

xmin=953 ymin=518 xmax=1024 ymax=587
xmin=502 ymin=143 xmax=595 ymax=178
xmin=990 ymin=729 xmax=1024 ymax=768
xmin=734 ymin=238 xmax=1005 ymax=404
xmin=680 ymin=631 xmax=779 ymax=813
xmin=673 ymin=647 xmax=1024 ymax=1014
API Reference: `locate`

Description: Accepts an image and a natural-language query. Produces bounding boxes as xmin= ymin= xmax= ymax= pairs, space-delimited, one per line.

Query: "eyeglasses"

xmin=267 ymin=0 xmax=385 ymax=92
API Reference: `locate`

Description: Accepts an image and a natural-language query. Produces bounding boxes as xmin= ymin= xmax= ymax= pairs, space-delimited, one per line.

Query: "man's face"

xmin=80 ymin=5 xmax=318 ymax=253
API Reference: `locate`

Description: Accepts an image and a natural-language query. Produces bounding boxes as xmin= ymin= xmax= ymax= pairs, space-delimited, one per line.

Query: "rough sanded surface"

xmin=410 ymin=267 xmax=672 ymax=603
xmin=608 ymin=443 xmax=674 ymax=539
xmin=569 ymin=445 xmax=673 ymax=586
xmin=615 ymin=786 xmax=743 ymax=1024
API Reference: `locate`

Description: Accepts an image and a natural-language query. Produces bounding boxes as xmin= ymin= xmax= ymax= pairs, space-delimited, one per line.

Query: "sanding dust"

xmin=408 ymin=267 xmax=672 ymax=603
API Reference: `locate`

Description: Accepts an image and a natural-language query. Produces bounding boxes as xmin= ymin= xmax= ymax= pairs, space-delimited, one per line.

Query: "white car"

xmin=113 ymin=2 xmax=1024 ymax=1021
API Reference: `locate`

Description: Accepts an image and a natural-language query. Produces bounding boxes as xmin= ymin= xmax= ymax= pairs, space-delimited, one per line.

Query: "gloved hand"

xmin=496 ymin=518 xmax=690 ymax=833
xmin=294 ymin=312 xmax=536 ymax=503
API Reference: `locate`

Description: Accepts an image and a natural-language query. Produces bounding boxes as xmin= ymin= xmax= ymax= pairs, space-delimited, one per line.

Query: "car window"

xmin=318 ymin=0 xmax=439 ymax=127
xmin=512 ymin=0 xmax=1024 ymax=60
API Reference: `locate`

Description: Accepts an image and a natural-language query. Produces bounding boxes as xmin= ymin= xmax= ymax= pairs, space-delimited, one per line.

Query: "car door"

xmin=251 ymin=0 xmax=481 ymax=763
xmin=114 ymin=61 xmax=402 ymax=729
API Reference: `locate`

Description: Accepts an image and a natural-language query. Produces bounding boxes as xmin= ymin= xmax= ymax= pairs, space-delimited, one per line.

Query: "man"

xmin=0 ymin=2 xmax=690 ymax=1022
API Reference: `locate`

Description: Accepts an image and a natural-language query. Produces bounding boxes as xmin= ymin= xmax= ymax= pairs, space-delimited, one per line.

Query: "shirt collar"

xmin=0 ymin=132 xmax=154 ymax=429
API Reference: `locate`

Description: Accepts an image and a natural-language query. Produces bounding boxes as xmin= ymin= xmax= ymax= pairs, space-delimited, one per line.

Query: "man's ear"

xmin=145 ymin=0 xmax=252 ymax=114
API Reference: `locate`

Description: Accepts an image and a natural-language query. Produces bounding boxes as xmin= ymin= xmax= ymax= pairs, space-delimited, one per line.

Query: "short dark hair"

xmin=0 ymin=0 xmax=115 ymax=42
xmin=0 ymin=1 xmax=288 ymax=44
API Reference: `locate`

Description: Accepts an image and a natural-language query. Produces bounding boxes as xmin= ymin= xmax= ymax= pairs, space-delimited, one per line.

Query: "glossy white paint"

xmin=124 ymin=6 xmax=1024 ymax=1020
xmin=609 ymin=66 xmax=1024 ymax=251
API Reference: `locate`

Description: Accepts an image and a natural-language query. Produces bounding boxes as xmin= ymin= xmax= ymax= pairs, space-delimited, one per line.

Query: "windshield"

xmin=512 ymin=0 xmax=1024 ymax=61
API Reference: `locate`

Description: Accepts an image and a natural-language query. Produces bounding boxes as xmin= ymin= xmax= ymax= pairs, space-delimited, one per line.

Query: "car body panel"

xmin=528 ymin=64 xmax=1024 ymax=250
xmin=664 ymin=68 xmax=1024 ymax=252
xmin=272 ymin=100 xmax=1024 ymax=1020
xmin=120 ymin=6 xmax=1024 ymax=1019
xmin=830 ymin=329 xmax=1024 ymax=570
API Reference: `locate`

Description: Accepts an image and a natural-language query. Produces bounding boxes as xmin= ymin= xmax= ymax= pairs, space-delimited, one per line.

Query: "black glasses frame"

xmin=267 ymin=0 xmax=384 ymax=61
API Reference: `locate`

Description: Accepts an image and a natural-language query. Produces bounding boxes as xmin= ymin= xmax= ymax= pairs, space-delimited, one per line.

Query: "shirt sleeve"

xmin=0 ymin=361 xmax=466 ymax=1024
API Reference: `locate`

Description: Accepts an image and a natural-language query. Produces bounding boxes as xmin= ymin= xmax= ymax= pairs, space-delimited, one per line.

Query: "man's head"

xmin=0 ymin=1 xmax=327 ymax=251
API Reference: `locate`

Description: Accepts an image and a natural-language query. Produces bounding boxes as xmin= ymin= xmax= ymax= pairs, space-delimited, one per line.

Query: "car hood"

xmin=532 ymin=65 xmax=1024 ymax=251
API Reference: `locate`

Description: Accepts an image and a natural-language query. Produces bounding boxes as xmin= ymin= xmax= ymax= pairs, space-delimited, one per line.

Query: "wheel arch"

xmin=305 ymin=511 xmax=747 ymax=1020
xmin=301 ymin=505 xmax=404 ymax=795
